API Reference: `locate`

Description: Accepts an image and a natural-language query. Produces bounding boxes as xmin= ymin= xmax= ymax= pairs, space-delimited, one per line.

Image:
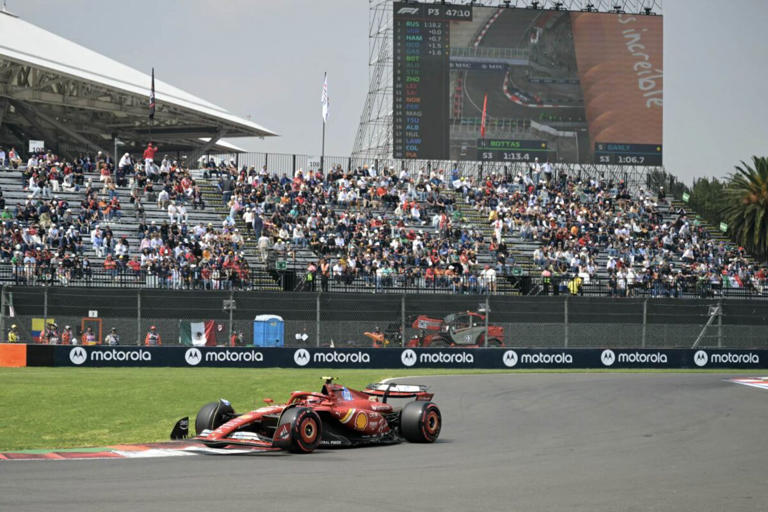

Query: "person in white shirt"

xmin=258 ymin=234 xmax=271 ymax=262
xmin=167 ymin=202 xmax=178 ymax=223
xmin=104 ymin=328 xmax=120 ymax=346
xmin=176 ymin=203 xmax=187 ymax=224
xmin=156 ymin=188 xmax=169 ymax=209
xmin=481 ymin=265 xmax=497 ymax=293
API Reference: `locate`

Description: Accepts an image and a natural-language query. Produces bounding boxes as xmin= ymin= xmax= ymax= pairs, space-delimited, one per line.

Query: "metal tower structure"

xmin=352 ymin=0 xmax=663 ymax=189
xmin=352 ymin=0 xmax=394 ymax=160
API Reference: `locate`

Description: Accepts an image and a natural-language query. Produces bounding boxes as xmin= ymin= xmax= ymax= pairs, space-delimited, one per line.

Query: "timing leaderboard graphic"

xmin=392 ymin=3 xmax=472 ymax=159
xmin=392 ymin=2 xmax=663 ymax=165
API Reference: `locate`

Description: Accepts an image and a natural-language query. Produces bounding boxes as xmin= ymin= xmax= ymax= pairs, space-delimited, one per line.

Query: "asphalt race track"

xmin=2 ymin=373 xmax=767 ymax=512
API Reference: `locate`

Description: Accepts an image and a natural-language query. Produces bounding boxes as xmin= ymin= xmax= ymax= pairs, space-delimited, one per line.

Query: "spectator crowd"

xmin=3 ymin=142 xmax=765 ymax=298
xmin=206 ymin=158 xmax=504 ymax=294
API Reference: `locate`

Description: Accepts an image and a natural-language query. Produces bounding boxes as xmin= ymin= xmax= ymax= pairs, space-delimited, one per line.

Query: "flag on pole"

xmin=480 ymin=93 xmax=488 ymax=139
xmin=321 ymin=72 xmax=329 ymax=123
xmin=149 ymin=67 xmax=156 ymax=120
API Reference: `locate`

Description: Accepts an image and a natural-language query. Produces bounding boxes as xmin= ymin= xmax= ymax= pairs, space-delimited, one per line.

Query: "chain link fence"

xmin=2 ymin=286 xmax=766 ymax=349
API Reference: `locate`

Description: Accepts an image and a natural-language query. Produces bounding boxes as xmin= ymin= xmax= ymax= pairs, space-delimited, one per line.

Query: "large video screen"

xmin=392 ymin=3 xmax=663 ymax=165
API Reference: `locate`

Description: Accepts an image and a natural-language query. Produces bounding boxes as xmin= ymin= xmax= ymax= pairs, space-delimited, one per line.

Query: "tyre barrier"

xmin=4 ymin=344 xmax=768 ymax=369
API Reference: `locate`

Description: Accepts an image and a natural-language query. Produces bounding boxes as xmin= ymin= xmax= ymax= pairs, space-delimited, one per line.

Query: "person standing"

xmin=61 ymin=325 xmax=75 ymax=345
xmin=144 ymin=325 xmax=162 ymax=346
xmin=104 ymin=327 xmax=120 ymax=346
xmin=143 ymin=142 xmax=158 ymax=173
xmin=7 ymin=324 xmax=20 ymax=343
xmin=320 ymin=258 xmax=330 ymax=292
xmin=83 ymin=327 xmax=97 ymax=345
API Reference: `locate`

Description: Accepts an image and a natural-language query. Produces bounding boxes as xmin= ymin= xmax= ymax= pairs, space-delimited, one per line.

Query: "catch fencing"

xmin=2 ymin=286 xmax=767 ymax=349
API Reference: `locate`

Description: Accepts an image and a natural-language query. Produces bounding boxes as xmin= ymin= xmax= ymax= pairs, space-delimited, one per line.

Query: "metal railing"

xmin=0 ymin=265 xmax=275 ymax=291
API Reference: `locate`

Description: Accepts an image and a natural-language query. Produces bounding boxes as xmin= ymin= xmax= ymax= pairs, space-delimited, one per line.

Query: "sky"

xmin=6 ymin=0 xmax=768 ymax=184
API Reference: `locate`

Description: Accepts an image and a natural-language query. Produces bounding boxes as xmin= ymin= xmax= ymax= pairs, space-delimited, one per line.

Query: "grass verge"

xmin=0 ymin=367 xmax=749 ymax=451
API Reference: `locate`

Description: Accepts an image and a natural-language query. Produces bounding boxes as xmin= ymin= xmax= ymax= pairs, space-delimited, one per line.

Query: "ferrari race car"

xmin=175 ymin=378 xmax=442 ymax=453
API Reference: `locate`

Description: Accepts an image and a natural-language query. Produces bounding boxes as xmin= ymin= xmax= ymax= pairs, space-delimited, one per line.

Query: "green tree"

xmin=646 ymin=169 xmax=689 ymax=199
xmin=688 ymin=177 xmax=726 ymax=227
xmin=721 ymin=156 xmax=768 ymax=259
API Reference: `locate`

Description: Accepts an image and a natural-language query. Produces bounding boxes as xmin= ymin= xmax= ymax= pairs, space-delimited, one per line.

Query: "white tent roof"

xmin=0 ymin=10 xmax=276 ymax=138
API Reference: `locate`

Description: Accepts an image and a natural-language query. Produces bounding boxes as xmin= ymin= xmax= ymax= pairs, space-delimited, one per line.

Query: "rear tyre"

xmin=400 ymin=401 xmax=441 ymax=443
xmin=488 ymin=338 xmax=504 ymax=347
xmin=195 ymin=400 xmax=235 ymax=436
xmin=274 ymin=407 xmax=322 ymax=453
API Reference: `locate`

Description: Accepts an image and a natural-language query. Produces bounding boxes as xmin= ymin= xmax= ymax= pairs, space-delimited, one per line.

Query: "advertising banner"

xmin=30 ymin=346 xmax=768 ymax=370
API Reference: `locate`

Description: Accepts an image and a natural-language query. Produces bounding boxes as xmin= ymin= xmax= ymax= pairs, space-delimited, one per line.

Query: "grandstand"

xmin=0 ymin=4 xmax=761 ymax=303
xmin=0 ymin=10 xmax=275 ymax=160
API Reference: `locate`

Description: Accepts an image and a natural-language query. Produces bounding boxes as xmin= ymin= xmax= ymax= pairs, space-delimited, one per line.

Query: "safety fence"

xmin=3 ymin=345 xmax=766 ymax=370
xmin=2 ymin=287 xmax=768 ymax=349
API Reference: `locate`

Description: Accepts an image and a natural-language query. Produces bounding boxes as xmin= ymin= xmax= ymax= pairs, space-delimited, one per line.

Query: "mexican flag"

xmin=179 ymin=320 xmax=218 ymax=346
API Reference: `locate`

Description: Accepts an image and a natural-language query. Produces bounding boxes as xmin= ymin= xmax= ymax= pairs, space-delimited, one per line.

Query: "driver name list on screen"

xmin=393 ymin=3 xmax=471 ymax=160
xmin=392 ymin=2 xmax=663 ymax=165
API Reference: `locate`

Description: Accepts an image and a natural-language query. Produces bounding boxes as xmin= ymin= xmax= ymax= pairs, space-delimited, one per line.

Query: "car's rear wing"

xmin=364 ymin=382 xmax=434 ymax=402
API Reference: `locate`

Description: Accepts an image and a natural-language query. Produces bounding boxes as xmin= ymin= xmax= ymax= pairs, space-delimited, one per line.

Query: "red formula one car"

xmin=177 ymin=378 xmax=442 ymax=453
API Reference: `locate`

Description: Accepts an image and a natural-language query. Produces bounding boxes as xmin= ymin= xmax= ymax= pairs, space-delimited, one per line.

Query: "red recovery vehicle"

xmin=366 ymin=311 xmax=504 ymax=348
xmin=175 ymin=378 xmax=441 ymax=453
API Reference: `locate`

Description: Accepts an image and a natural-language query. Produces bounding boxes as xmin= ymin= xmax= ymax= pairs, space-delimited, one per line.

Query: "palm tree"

xmin=721 ymin=156 xmax=768 ymax=259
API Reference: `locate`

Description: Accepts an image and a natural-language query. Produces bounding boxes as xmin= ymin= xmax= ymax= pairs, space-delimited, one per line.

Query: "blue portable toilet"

xmin=253 ymin=314 xmax=284 ymax=347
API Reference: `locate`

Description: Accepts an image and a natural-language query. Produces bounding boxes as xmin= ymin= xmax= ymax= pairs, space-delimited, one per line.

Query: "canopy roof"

xmin=0 ymin=10 xmax=276 ymax=156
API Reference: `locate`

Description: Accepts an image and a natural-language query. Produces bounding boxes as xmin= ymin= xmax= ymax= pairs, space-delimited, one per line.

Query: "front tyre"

xmin=274 ymin=407 xmax=323 ymax=453
xmin=400 ymin=401 xmax=441 ymax=443
xmin=195 ymin=400 xmax=235 ymax=436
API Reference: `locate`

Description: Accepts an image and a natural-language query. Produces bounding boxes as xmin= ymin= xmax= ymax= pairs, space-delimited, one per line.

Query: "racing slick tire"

xmin=400 ymin=401 xmax=441 ymax=443
xmin=195 ymin=399 xmax=235 ymax=436
xmin=274 ymin=407 xmax=323 ymax=453
xmin=488 ymin=338 xmax=504 ymax=347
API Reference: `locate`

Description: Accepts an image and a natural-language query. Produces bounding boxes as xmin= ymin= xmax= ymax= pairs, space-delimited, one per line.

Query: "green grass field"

xmin=0 ymin=367 xmax=508 ymax=451
xmin=0 ymin=367 xmax=746 ymax=452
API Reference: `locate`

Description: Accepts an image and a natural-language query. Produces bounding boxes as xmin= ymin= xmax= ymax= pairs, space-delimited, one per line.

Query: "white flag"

xmin=321 ymin=72 xmax=329 ymax=123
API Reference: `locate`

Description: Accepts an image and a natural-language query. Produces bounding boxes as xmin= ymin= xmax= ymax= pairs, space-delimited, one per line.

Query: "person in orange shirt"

xmin=103 ymin=254 xmax=118 ymax=279
xmin=144 ymin=325 xmax=162 ymax=346
xmin=61 ymin=325 xmax=73 ymax=345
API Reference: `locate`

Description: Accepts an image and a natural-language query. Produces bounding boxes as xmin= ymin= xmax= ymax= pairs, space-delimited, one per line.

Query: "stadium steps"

xmin=450 ymin=195 xmax=523 ymax=294
xmin=0 ymin=170 xmax=281 ymax=289
xmin=666 ymin=199 xmax=757 ymax=268
xmin=185 ymin=180 xmax=282 ymax=289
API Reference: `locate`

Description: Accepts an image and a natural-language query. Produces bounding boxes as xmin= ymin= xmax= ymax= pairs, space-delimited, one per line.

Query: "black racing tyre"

xmin=488 ymin=338 xmax=504 ymax=347
xmin=195 ymin=400 xmax=235 ymax=436
xmin=400 ymin=401 xmax=441 ymax=443
xmin=274 ymin=407 xmax=322 ymax=453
